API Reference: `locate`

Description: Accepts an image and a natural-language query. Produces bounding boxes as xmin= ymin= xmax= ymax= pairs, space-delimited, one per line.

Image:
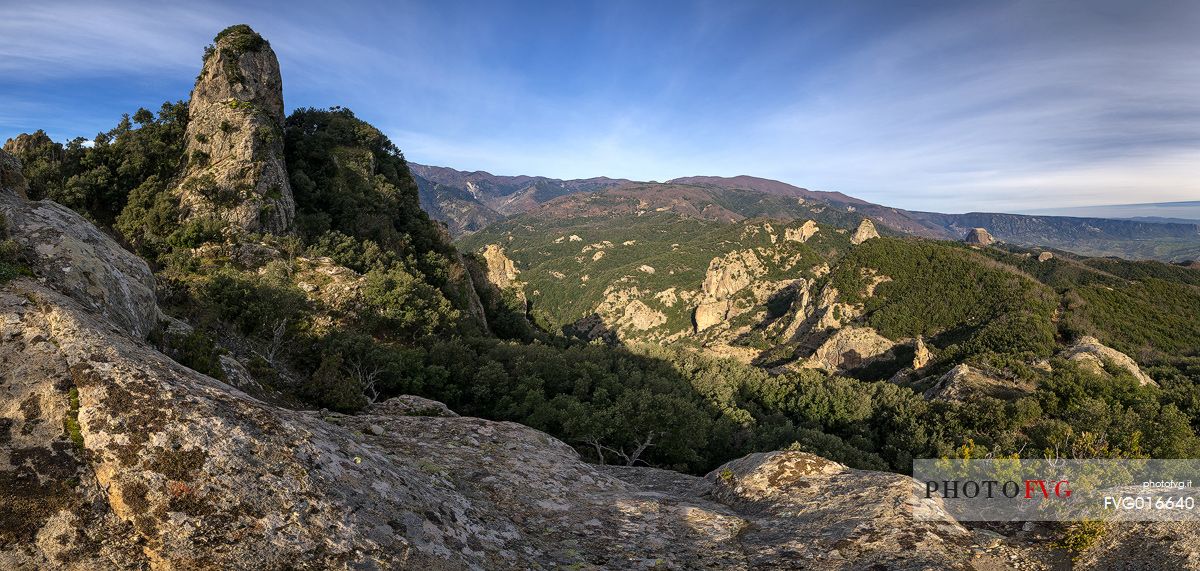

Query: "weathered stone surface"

xmin=0 ymin=149 xmax=29 ymax=199
xmin=774 ymin=283 xmax=814 ymax=342
xmin=1060 ymin=336 xmax=1156 ymax=386
xmin=963 ymin=227 xmax=996 ymax=246
xmin=692 ymin=249 xmax=767 ymax=332
xmin=0 ymin=192 xmax=159 ymax=338
xmin=1079 ymin=521 xmax=1200 ymax=570
xmin=694 ymin=298 xmax=731 ymax=332
xmin=593 ymin=285 xmax=667 ymax=336
xmin=0 ymin=288 xmax=147 ymax=568
xmin=923 ymin=363 xmax=1034 ymax=402
xmin=805 ymin=326 xmax=895 ymax=371
xmin=704 ymin=451 xmax=971 ymax=569
xmin=617 ymin=299 xmax=666 ymax=330
xmin=813 ymin=284 xmax=861 ymax=330
xmin=174 ymin=25 xmax=295 ymax=234
xmin=912 ymin=336 xmax=933 ymax=370
xmin=480 ymin=243 xmax=520 ymax=291
xmin=367 ymin=395 xmax=458 ymax=418
xmin=701 ymin=249 xmax=766 ymax=300
xmin=850 ymin=218 xmax=879 ymax=245
xmin=784 ymin=220 xmax=819 ymax=243
xmin=1037 ymin=251 xmax=1054 ymax=262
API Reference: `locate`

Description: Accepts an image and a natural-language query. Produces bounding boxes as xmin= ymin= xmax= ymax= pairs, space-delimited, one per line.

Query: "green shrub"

xmin=0 ymin=214 xmax=27 ymax=284
xmin=62 ymin=387 xmax=84 ymax=450
xmin=1055 ymin=521 xmax=1107 ymax=558
xmin=152 ymin=328 xmax=225 ymax=380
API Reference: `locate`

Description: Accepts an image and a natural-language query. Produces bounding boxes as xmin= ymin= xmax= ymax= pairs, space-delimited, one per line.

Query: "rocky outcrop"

xmin=923 ymin=364 xmax=1034 ymax=402
xmin=850 ymin=218 xmax=879 ymax=245
xmin=701 ymin=451 xmax=970 ymax=568
xmin=813 ymin=284 xmax=862 ymax=330
xmin=0 ymin=149 xmax=28 ymax=199
xmin=784 ymin=220 xmax=820 ymax=243
xmin=1037 ymin=251 xmax=1054 ymax=262
xmin=594 ymin=285 xmax=667 ymax=336
xmin=2 ymin=131 xmax=58 ymax=161
xmin=174 ymin=25 xmax=295 ymax=234
xmin=1060 ymin=336 xmax=1157 ymax=386
xmin=963 ymin=227 xmax=996 ymax=246
xmin=367 ymin=395 xmax=458 ymax=418
xmin=774 ymin=284 xmax=814 ymax=342
xmin=912 ymin=337 xmax=933 ymax=370
xmin=616 ymin=299 xmax=667 ymax=330
xmin=805 ymin=326 xmax=895 ymax=371
xmin=694 ymin=298 xmax=732 ymax=332
xmin=480 ymin=244 xmax=520 ymax=291
xmin=701 ymin=249 xmax=765 ymax=299
xmin=693 ymin=249 xmax=767 ymax=332
xmin=0 ymin=190 xmax=158 ymax=338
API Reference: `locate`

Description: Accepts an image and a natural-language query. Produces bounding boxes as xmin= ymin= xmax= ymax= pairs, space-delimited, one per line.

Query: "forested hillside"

xmin=461 ymin=197 xmax=1200 ymax=470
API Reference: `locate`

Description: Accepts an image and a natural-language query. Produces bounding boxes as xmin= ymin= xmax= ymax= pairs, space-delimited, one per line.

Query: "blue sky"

xmin=1 ymin=0 xmax=1197 ymax=212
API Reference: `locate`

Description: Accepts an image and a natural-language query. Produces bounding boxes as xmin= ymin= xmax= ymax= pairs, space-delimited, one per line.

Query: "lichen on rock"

xmin=0 ymin=188 xmax=159 ymax=339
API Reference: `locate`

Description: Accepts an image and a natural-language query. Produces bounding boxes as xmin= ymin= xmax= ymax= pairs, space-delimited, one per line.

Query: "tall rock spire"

xmin=175 ymin=24 xmax=295 ymax=234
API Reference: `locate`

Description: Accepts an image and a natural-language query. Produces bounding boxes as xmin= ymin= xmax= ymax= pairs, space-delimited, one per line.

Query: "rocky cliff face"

xmin=784 ymin=220 xmax=819 ymax=242
xmin=480 ymin=244 xmax=521 ymax=291
xmin=174 ymin=25 xmax=295 ymax=234
xmin=804 ymin=326 xmax=895 ymax=371
xmin=693 ymin=249 xmax=767 ymax=332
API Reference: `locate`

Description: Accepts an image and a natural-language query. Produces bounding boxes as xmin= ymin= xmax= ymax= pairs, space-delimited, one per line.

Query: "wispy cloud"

xmin=1 ymin=0 xmax=1197 ymax=212
xmin=0 ymin=2 xmax=229 ymax=77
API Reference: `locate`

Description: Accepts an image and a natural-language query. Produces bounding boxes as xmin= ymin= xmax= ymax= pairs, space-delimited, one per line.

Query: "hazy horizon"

xmin=2 ymin=0 xmax=1198 ymax=213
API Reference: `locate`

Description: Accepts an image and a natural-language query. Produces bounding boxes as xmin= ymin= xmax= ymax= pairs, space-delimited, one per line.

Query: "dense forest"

xmin=6 ymin=95 xmax=1200 ymax=479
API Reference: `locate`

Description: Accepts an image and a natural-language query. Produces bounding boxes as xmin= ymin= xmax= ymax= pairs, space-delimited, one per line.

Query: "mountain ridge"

xmin=417 ymin=162 xmax=1200 ymax=261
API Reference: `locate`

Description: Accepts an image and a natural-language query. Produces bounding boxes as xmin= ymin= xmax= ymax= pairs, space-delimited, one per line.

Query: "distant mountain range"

xmin=410 ymin=163 xmax=630 ymax=235
xmin=413 ymin=163 xmax=1200 ymax=261
xmin=1020 ymin=201 xmax=1200 ymax=225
